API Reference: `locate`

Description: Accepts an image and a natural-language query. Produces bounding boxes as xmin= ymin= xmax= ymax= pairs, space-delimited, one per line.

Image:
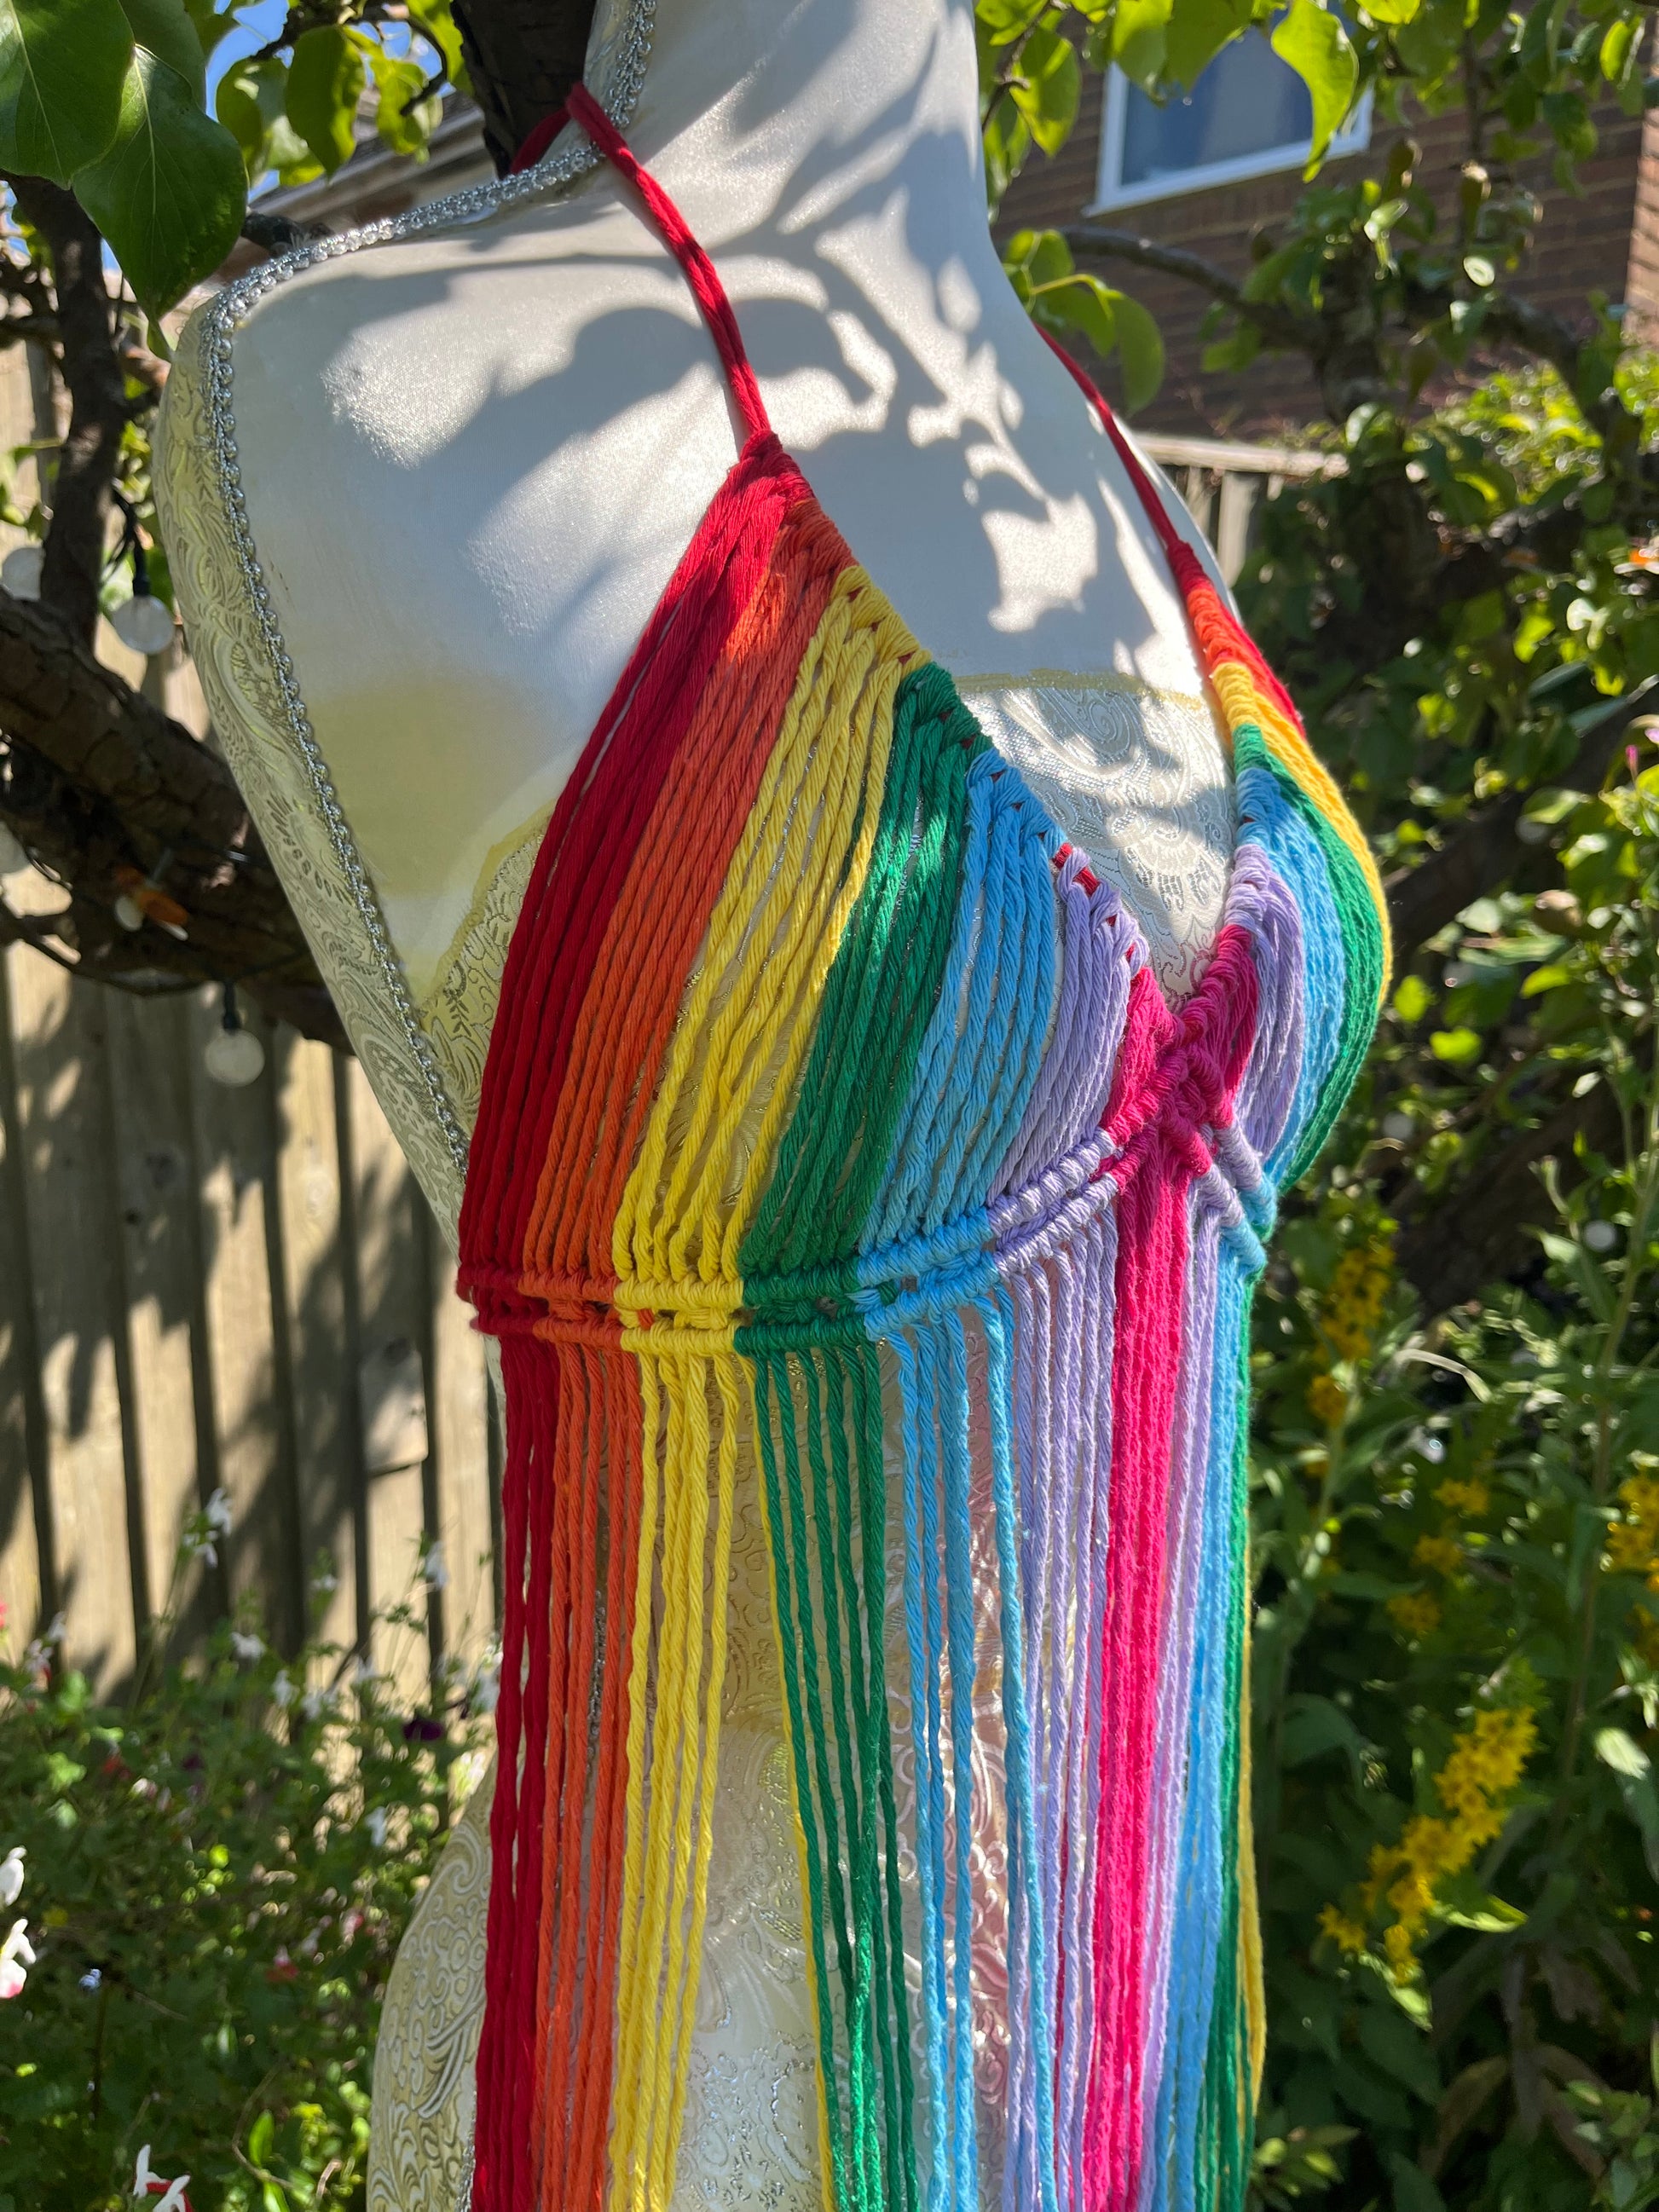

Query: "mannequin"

xmin=155 ymin=3 xmax=1241 ymax=2203
xmin=165 ymin=0 xmax=1232 ymax=1033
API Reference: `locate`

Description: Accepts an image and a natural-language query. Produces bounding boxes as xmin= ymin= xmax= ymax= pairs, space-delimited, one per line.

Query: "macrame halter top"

xmin=455 ymin=80 xmax=1390 ymax=2212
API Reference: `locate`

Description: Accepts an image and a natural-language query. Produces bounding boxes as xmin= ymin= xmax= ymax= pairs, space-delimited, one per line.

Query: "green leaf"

xmin=1269 ymin=0 xmax=1359 ymax=170
xmin=1010 ymin=20 xmax=1079 ymax=153
xmin=248 ymin=2111 xmax=275 ymax=2165
xmin=72 ymin=48 xmax=244 ymax=311
xmin=1112 ymin=0 xmax=1174 ymax=91
xmin=1165 ymin=0 xmax=1249 ymax=86
xmin=1598 ymin=1730 xmax=1659 ymax=1880
xmin=1387 ymin=2152 xmax=1447 ymax=2212
xmin=1429 ymin=1025 xmax=1483 ymax=1064
xmin=1392 ymin=972 xmax=1434 ymax=1023
xmin=0 ymin=0 xmax=131 ymax=182
xmin=285 ymin=22 xmax=363 ymax=174
xmin=977 ymin=0 xmax=1049 ymax=45
xmin=214 ymin=61 xmax=265 ymax=175
xmin=1280 ymin=1691 xmax=1367 ymax=1776
xmin=1595 ymin=1726 xmax=1651 ymax=1780
xmin=406 ymin=0 xmax=464 ymax=85
xmin=1110 ymin=288 xmax=1165 ymax=409
xmin=1361 ymin=0 xmax=1423 ymax=24
xmin=368 ymin=48 xmax=435 ymax=159
xmin=116 ymin=0 xmax=202 ymax=97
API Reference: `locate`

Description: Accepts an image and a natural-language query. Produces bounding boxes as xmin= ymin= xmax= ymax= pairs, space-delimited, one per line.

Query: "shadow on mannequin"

xmin=163 ymin=0 xmax=1234 ymax=1031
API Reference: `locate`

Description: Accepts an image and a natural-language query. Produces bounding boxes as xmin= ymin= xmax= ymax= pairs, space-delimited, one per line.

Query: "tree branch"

xmin=1063 ymin=222 xmax=1319 ymax=352
xmin=0 ymin=592 xmax=342 ymax=1044
xmin=4 ymin=177 xmax=129 ymax=648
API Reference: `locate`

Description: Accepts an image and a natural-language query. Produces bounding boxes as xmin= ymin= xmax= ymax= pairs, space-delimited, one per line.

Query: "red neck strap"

xmin=512 ymin=85 xmax=772 ymax=445
xmin=512 ymin=88 xmax=1188 ymax=561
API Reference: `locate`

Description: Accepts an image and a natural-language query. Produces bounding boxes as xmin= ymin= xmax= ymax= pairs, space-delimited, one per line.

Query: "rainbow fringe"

xmin=457 ymin=112 xmax=1388 ymax=2212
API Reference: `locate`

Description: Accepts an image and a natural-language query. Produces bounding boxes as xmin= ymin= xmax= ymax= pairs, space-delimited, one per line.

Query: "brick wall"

xmin=1001 ymin=64 xmax=1647 ymax=434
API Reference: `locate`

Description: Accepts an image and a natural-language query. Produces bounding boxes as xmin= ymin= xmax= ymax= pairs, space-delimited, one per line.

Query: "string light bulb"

xmin=204 ymin=984 xmax=264 ymax=1088
xmin=1 ymin=545 xmax=41 ymax=601
xmin=110 ymin=586 xmax=175 ymax=657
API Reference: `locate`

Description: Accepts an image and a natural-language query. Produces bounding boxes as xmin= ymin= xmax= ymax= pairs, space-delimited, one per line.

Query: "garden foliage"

xmin=0 ymin=1524 xmax=489 ymax=2212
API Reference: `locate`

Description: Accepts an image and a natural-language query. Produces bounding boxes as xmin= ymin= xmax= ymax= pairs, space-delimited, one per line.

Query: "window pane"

xmin=1119 ymin=30 xmax=1312 ymax=188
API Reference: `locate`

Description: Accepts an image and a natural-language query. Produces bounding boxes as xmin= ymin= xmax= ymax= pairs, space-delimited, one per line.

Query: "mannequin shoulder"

xmin=171 ymin=186 xmax=730 ymax=490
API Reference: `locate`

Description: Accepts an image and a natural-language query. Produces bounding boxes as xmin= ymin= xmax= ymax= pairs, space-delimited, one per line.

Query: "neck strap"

xmin=512 ymin=87 xmax=1189 ymax=559
xmin=513 ymin=84 xmax=772 ymax=444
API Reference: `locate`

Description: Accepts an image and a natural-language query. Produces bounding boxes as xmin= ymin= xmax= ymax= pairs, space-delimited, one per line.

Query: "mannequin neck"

xmin=586 ymin=0 xmax=991 ymax=255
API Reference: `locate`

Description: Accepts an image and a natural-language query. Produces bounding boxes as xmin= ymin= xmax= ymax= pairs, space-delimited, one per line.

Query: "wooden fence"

xmin=0 ymin=429 xmax=1312 ymax=1703
xmin=0 ymin=927 xmax=499 ymax=1705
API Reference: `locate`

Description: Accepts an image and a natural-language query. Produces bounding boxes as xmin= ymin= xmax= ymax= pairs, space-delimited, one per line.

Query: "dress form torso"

xmin=153 ymin=9 xmax=1257 ymax=2207
xmin=165 ymin=0 xmax=1234 ymax=1065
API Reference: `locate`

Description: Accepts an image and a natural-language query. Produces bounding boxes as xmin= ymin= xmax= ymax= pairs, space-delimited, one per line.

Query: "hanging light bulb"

xmin=1 ymin=544 xmax=42 ymax=601
xmin=0 ymin=820 xmax=26 ymax=876
xmin=110 ymin=586 xmax=176 ymax=657
xmin=204 ymin=984 xmax=266 ymax=1088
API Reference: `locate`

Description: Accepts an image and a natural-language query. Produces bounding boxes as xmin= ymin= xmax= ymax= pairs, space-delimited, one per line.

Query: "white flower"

xmin=420 ymin=1540 xmax=448 ymax=1591
xmin=311 ymin=1567 xmax=338 ymax=1595
xmin=230 ymin=1631 xmax=264 ymax=1664
xmin=132 ymin=2146 xmax=192 ymax=2210
xmin=352 ymin=1655 xmax=378 ymax=1687
xmin=366 ymin=1807 xmax=388 ymax=1848
xmin=0 ymin=1916 xmax=35 ymax=1999
xmin=300 ymin=1689 xmax=328 ymax=1724
xmin=205 ymin=1487 xmax=233 ymax=1536
xmin=43 ymin=1611 xmax=65 ymax=1646
xmin=271 ymin=1669 xmax=297 ymax=1709
xmin=0 ymin=1847 xmax=24 ymax=1907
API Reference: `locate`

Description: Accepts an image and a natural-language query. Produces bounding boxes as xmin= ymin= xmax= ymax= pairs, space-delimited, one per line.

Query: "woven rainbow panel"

xmin=457 ymin=427 xmax=1390 ymax=2212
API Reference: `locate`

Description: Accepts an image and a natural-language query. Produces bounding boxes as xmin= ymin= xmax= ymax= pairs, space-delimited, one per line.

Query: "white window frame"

xmin=1090 ymin=55 xmax=1373 ymax=215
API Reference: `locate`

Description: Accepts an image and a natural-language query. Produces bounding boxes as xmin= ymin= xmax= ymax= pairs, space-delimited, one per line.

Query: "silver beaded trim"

xmin=199 ymin=0 xmax=656 ymax=1175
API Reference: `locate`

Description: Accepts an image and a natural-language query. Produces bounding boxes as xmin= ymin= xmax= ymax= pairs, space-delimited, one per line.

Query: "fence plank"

xmin=106 ymin=991 xmax=219 ymax=1651
xmin=342 ymin=1054 xmax=432 ymax=1707
xmin=188 ymin=990 xmax=304 ymax=1651
xmin=0 ymin=950 xmax=49 ymax=1651
xmin=425 ymin=1211 xmax=494 ymax=1674
xmin=272 ymin=1026 xmax=361 ymax=1663
xmin=8 ymin=944 xmax=136 ymax=1689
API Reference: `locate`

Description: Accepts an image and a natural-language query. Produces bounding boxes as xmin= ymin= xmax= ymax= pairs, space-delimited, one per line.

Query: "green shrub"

xmin=0 ymin=1540 xmax=491 ymax=2212
xmin=1243 ymin=365 xmax=1659 ymax=2206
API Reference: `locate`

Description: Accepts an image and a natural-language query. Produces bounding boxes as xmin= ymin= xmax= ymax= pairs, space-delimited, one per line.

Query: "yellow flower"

xmin=1387 ymin=1591 xmax=1442 ymax=1638
xmin=1307 ymin=1373 xmax=1349 ymax=1429
xmin=1317 ymin=1905 xmax=1367 ymax=1956
xmin=1435 ymin=1475 xmax=1489 ymax=1518
xmin=1628 ymin=1608 xmax=1659 ymax=1670
xmin=1606 ymin=1474 xmax=1659 ymax=1586
xmin=1322 ymin=1704 xmax=1535 ymax=1978
xmin=1317 ymin=1240 xmax=1395 ymax=1362
xmin=1413 ymin=1531 xmax=1463 ymax=1579
xmin=1383 ymin=1921 xmax=1417 ymax=1979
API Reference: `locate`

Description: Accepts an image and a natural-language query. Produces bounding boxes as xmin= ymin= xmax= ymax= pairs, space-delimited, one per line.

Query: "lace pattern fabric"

xmin=957 ymin=675 xmax=1233 ymax=1003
